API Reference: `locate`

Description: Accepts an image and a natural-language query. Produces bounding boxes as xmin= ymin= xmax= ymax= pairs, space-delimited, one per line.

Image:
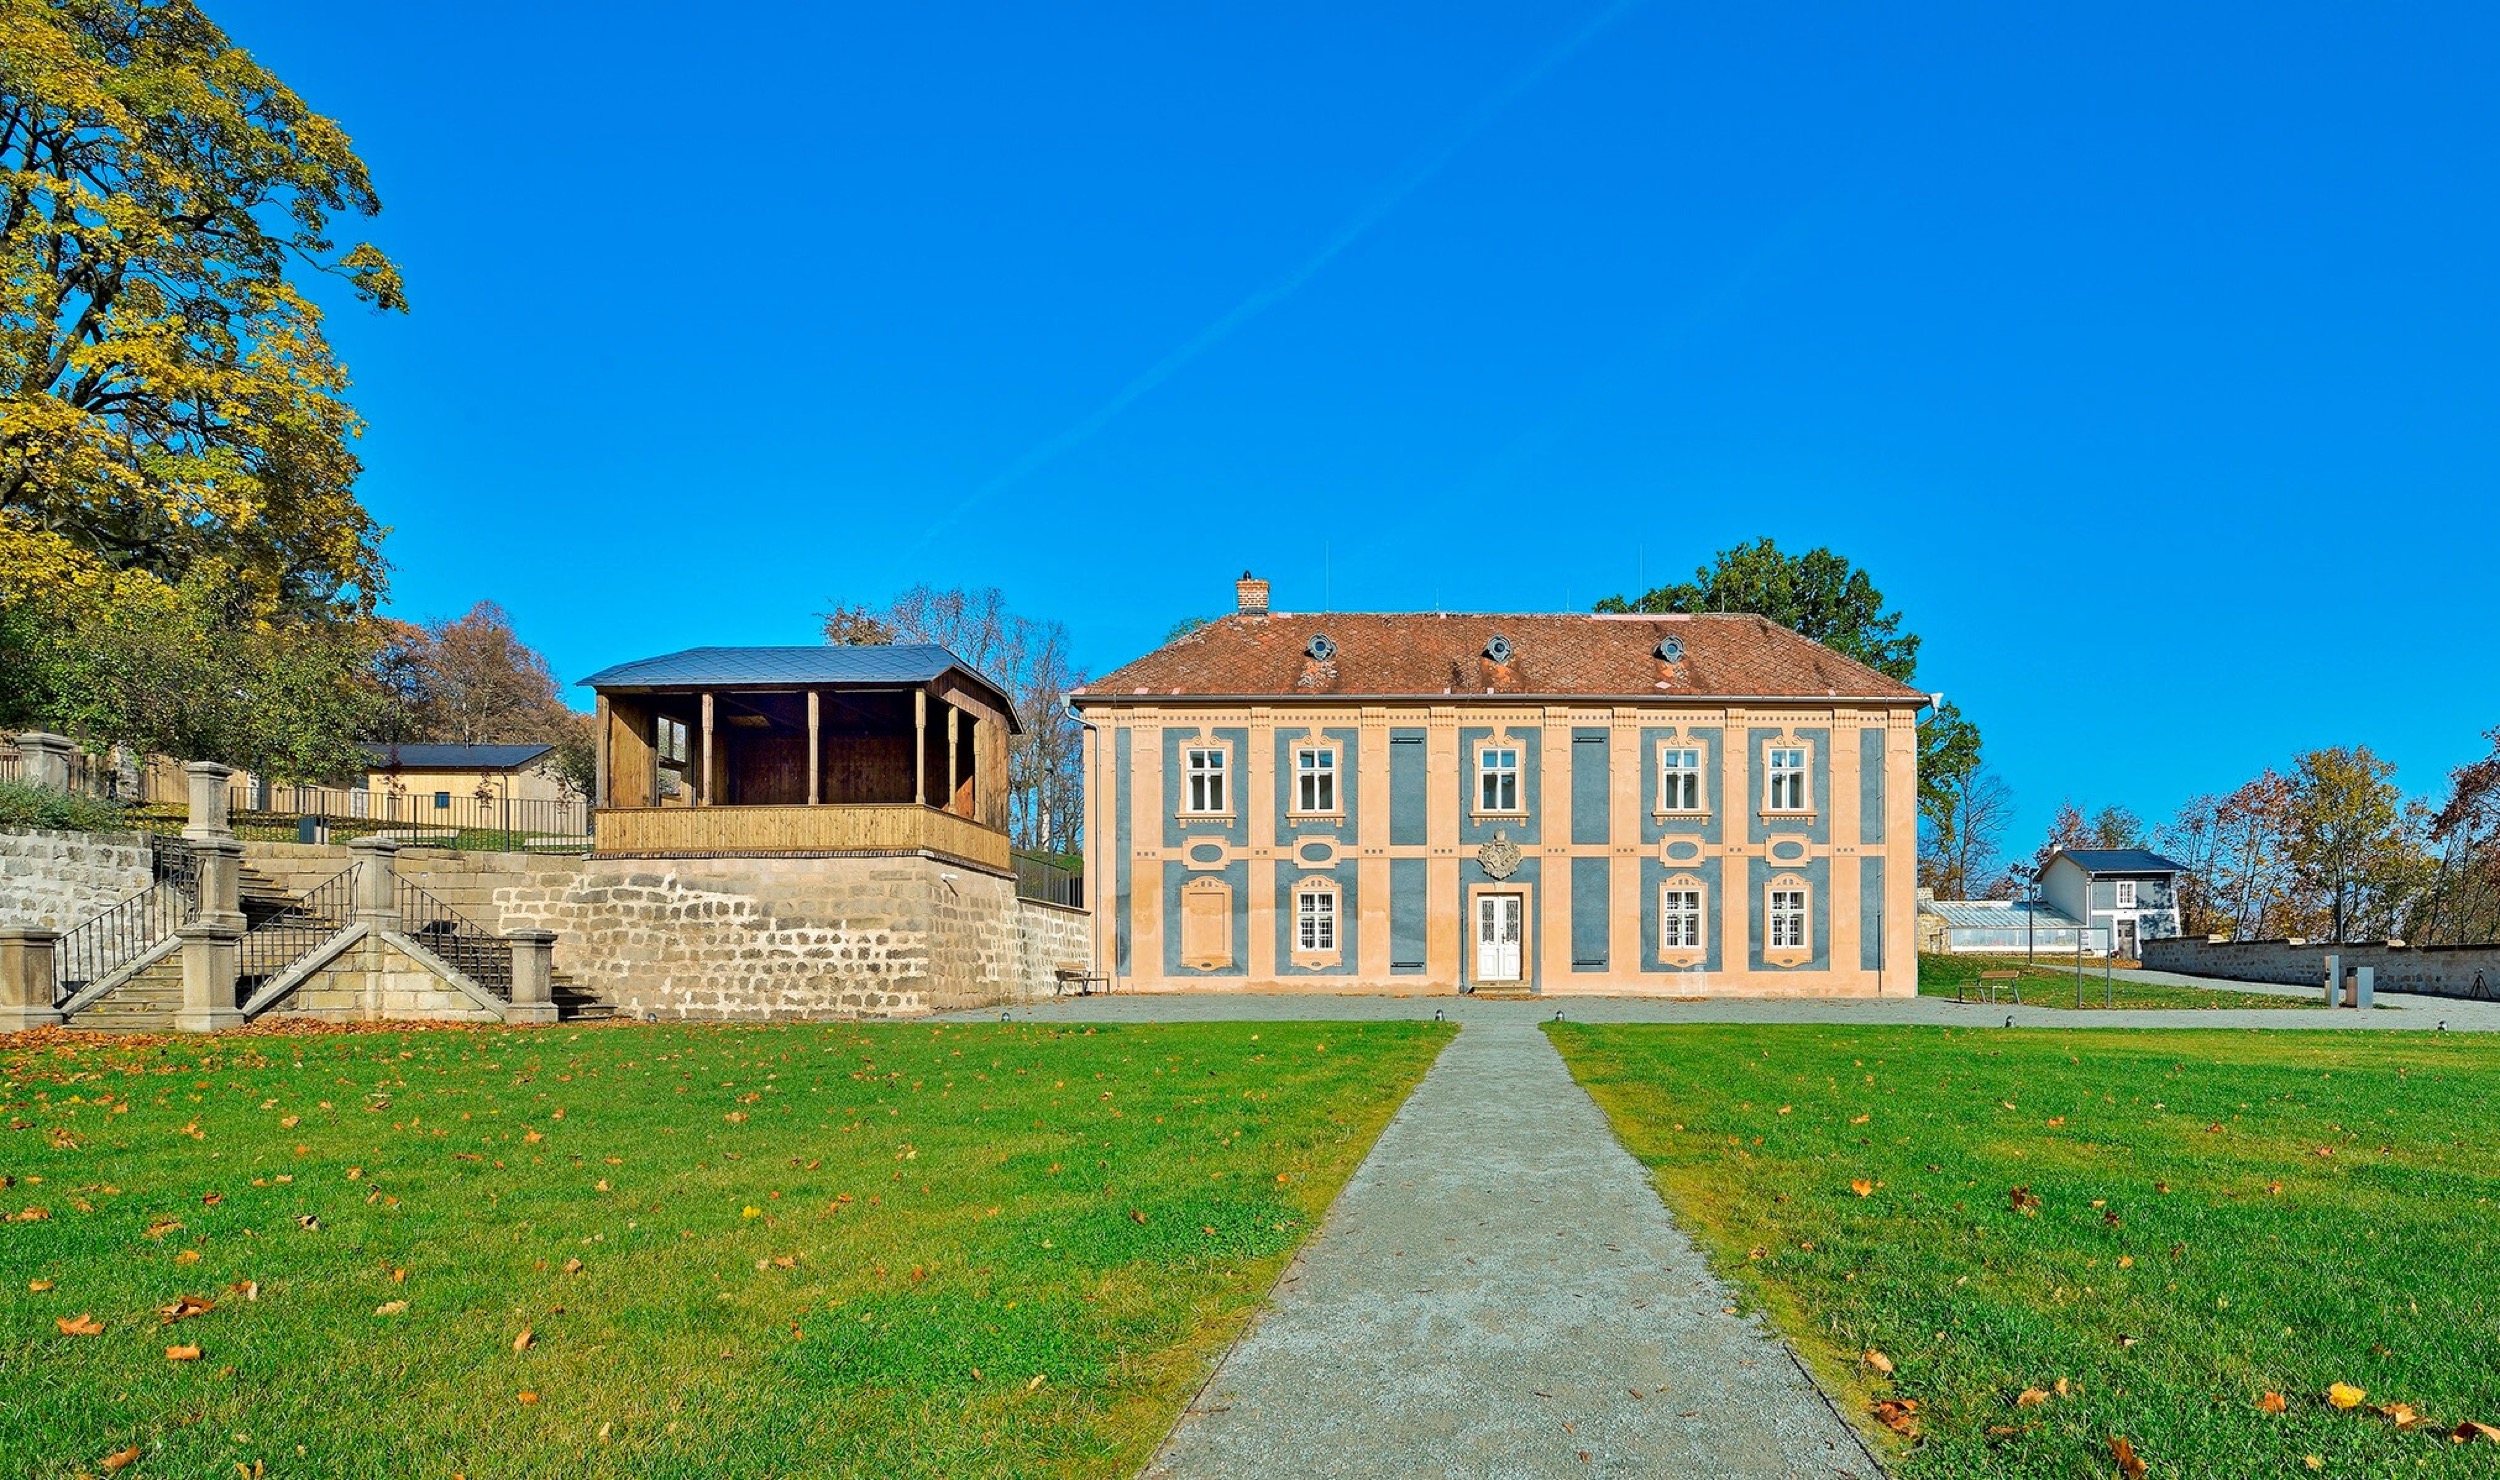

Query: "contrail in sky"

xmin=905 ymin=0 xmax=1653 ymax=556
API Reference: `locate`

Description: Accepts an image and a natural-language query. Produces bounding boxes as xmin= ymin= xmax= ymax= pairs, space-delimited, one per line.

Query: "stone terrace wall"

xmin=0 ymin=826 xmax=152 ymax=930
xmin=239 ymin=842 xmax=1091 ymax=1019
xmin=2145 ymin=936 xmax=2500 ymax=1000
xmin=1014 ymin=899 xmax=1093 ymax=997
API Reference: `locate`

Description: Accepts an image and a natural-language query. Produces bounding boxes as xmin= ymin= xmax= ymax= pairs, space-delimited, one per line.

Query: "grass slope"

xmin=1918 ymin=953 xmax=2318 ymax=1011
xmin=1549 ymin=1024 xmax=2500 ymax=1477
xmin=3 ymin=1018 xmax=1449 ymax=1478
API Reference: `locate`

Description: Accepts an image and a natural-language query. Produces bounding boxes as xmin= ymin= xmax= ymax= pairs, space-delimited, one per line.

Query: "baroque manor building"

xmin=1071 ymin=576 xmax=1933 ymax=997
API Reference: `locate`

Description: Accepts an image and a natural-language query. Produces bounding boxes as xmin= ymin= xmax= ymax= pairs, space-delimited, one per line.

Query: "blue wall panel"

xmin=1861 ymin=854 xmax=1886 ymax=972
xmin=1570 ymin=729 xmax=1610 ymax=846
xmin=1389 ymin=730 xmax=1427 ymax=847
xmin=1389 ymin=857 xmax=1427 ymax=971
xmin=1860 ymin=726 xmax=1887 ymax=845
xmin=1570 ymin=855 xmax=1609 ymax=969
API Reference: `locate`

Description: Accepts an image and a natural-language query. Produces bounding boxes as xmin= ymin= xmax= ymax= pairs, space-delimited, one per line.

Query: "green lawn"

xmin=1919 ymin=952 xmax=2320 ymax=1011
xmin=1549 ymin=1024 xmax=2500 ymax=1476
xmin=3 ymin=1018 xmax=1449 ymax=1478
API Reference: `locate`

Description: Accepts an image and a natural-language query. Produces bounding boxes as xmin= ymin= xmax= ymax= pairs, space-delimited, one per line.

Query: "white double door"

xmin=1474 ymin=893 xmax=1524 ymax=983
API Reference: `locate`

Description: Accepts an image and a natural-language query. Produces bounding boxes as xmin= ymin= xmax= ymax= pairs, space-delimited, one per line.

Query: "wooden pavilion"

xmin=578 ymin=646 xmax=1019 ymax=869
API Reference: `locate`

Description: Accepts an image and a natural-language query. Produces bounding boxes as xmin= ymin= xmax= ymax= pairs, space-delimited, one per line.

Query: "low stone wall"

xmin=238 ymin=841 xmax=1092 ymax=1019
xmin=2144 ymin=936 xmax=2500 ymax=999
xmin=264 ymin=929 xmax=503 ymax=1025
xmin=1014 ymin=898 xmax=1093 ymax=997
xmin=0 ymin=826 xmax=152 ymax=930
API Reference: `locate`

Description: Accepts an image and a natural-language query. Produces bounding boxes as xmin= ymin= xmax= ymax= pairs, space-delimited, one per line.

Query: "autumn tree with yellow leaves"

xmin=1 ymin=0 xmax=404 ymax=777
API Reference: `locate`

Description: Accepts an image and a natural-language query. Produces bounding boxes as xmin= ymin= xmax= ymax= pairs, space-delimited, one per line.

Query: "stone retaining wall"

xmin=237 ymin=842 xmax=1091 ymax=1018
xmin=0 ymin=826 xmax=152 ymax=930
xmin=2144 ymin=936 xmax=2500 ymax=999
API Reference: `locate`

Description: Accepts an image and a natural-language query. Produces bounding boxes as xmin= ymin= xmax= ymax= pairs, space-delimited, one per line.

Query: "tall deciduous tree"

xmin=369 ymin=603 xmax=593 ymax=794
xmin=2287 ymin=746 xmax=2406 ymax=944
xmin=1597 ymin=537 xmax=1970 ymax=835
xmin=823 ymin=585 xmax=1088 ymax=855
xmin=2 ymin=0 xmax=404 ymax=608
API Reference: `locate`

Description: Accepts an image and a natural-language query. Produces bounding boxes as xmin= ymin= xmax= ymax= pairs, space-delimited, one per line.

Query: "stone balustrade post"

xmin=14 ymin=731 xmax=75 ymax=792
xmin=191 ymin=835 xmax=244 ymax=929
xmin=176 ymin=917 xmax=244 ymax=1032
xmin=0 ymin=928 xmax=64 ymax=1030
xmin=182 ymin=761 xmax=235 ymax=840
xmin=504 ymin=929 xmax=559 ymax=1025
xmin=350 ymin=835 xmax=403 ymax=929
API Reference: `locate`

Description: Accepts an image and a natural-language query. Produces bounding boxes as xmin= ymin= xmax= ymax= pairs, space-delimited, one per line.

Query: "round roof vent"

xmin=1656 ymin=637 xmax=1685 ymax=663
xmin=1306 ymin=633 xmax=1337 ymax=662
xmin=1484 ymin=634 xmax=1514 ymax=665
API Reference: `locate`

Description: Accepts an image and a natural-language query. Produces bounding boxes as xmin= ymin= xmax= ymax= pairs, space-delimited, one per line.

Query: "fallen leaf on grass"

xmin=2016 ymin=1388 xmax=2051 ymax=1407
xmin=58 ymin=1313 xmax=105 ymax=1336
xmin=1027 ymin=1374 xmax=1047 ymax=1392
xmin=145 ymin=1218 xmax=183 ymax=1239
xmin=2009 ymin=1186 xmax=2041 ymax=1215
xmin=295 ymin=1215 xmax=319 ymax=1231
xmin=29 ymin=1278 xmax=54 ymax=1292
xmin=229 ymin=1281 xmax=258 ymax=1301
xmin=1863 ymin=1350 xmax=1893 ymax=1375
xmin=174 ymin=1249 xmax=200 ymax=1266
xmin=1870 ymin=1399 xmax=1920 ymax=1436
xmin=374 ymin=1301 xmax=407 ymax=1316
xmin=1850 ymin=1114 xmax=1870 ymax=1125
xmin=159 ymin=1295 xmax=213 ymax=1324
xmin=2377 ymin=1402 xmax=2424 ymax=1430
xmin=513 ymin=1327 xmax=534 ymax=1352
xmin=2328 ymin=1382 xmax=2367 ymax=1409
xmin=562 ymin=1258 xmax=583 ymax=1275
xmin=165 ymin=1344 xmax=200 ymax=1361
xmin=2110 ymin=1435 xmax=2148 ymax=1477
xmin=2258 ymin=1392 xmax=2288 ymax=1414
xmin=101 ymin=1446 xmax=141 ymax=1471
xmin=2453 ymin=1421 xmax=2500 ymax=1444
xmin=517 ymin=1391 xmax=539 ymax=1405
xmin=1850 ymin=1179 xmax=1874 ymax=1197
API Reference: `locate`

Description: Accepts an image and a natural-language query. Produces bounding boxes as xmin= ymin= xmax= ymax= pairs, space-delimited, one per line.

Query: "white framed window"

xmin=1765 ymin=746 xmax=1810 ymax=812
xmin=1294 ymin=746 xmax=1337 ymax=814
xmin=2114 ymin=879 xmax=2138 ymax=909
xmin=1768 ymin=887 xmax=1809 ymax=951
xmin=656 ymin=717 xmax=689 ymax=765
xmin=1296 ymin=888 xmax=1337 ymax=952
xmin=1659 ymin=746 xmax=1704 ymax=812
xmin=1184 ymin=746 xmax=1228 ymax=814
xmin=1660 ymin=885 xmax=1705 ymax=950
xmin=1478 ymin=746 xmax=1521 ymax=813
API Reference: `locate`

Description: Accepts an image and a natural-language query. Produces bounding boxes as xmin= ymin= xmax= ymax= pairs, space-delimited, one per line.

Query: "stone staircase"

xmin=70 ymin=952 xmax=186 ymax=1032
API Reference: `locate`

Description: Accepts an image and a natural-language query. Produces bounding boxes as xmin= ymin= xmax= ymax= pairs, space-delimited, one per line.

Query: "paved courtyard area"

xmin=971 ymin=972 xmax=2500 ymax=1032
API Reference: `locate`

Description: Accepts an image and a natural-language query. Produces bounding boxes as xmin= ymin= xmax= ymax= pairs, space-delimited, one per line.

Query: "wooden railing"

xmin=590 ymin=803 xmax=1011 ymax=872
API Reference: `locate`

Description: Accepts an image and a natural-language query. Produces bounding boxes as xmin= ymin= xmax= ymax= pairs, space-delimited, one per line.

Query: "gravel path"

xmin=1142 ymin=1019 xmax=1883 ymax=1480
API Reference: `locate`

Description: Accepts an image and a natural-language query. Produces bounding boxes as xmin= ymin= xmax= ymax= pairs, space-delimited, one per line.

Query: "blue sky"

xmin=222 ymin=1 xmax=2500 ymax=852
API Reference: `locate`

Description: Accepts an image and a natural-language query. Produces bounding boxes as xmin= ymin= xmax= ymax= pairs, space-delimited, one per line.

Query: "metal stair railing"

xmin=53 ymin=874 xmax=198 ymax=1004
xmin=238 ymin=868 xmax=357 ymax=990
xmin=393 ymin=876 xmax=513 ymax=999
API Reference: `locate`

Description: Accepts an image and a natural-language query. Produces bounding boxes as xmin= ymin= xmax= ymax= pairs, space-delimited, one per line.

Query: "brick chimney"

xmin=1235 ymin=570 xmax=1270 ymax=618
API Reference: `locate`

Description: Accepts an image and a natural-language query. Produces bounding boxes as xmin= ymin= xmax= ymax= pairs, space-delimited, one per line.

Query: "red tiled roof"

xmin=1074 ymin=612 xmax=1931 ymax=704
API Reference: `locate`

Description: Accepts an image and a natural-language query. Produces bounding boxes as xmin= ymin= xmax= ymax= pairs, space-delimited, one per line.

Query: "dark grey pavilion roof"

xmin=2053 ymin=848 xmax=2190 ymax=875
xmin=575 ymin=645 xmax=1019 ymax=729
xmin=359 ymin=742 xmax=555 ymax=771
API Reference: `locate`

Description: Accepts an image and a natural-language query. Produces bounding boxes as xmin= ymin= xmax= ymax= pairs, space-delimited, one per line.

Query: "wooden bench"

xmin=1961 ymin=969 xmax=2023 ymax=1005
xmin=1052 ymin=962 xmax=1110 ymax=997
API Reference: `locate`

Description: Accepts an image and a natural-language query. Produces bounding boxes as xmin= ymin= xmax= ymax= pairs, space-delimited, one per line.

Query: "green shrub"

xmin=0 ymin=779 xmax=129 ymax=832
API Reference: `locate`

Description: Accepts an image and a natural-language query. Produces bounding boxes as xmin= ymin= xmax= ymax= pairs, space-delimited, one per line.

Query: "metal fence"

xmin=238 ymin=867 xmax=358 ymax=990
xmin=1013 ymin=851 xmax=1084 ymax=908
xmin=394 ymin=876 xmax=513 ymax=997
